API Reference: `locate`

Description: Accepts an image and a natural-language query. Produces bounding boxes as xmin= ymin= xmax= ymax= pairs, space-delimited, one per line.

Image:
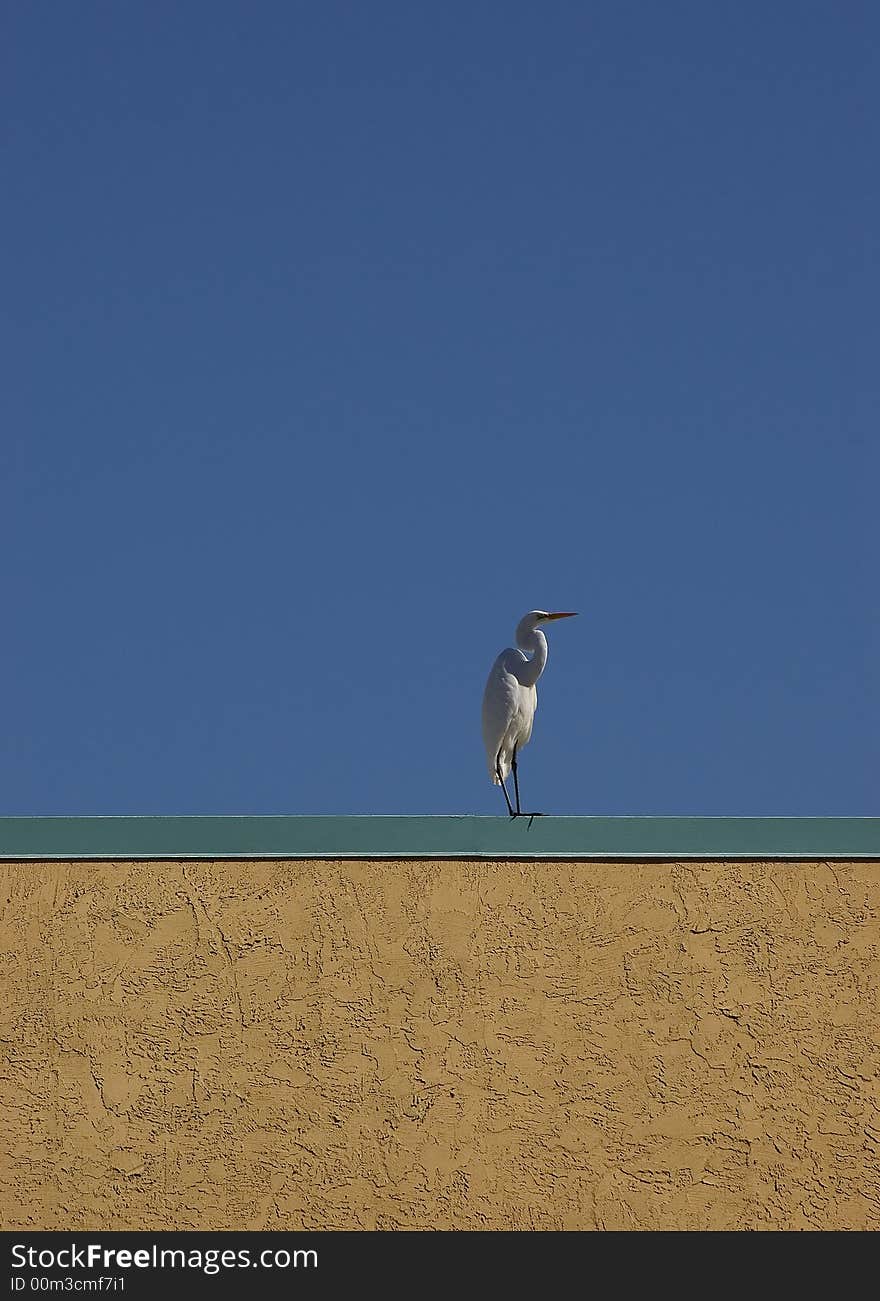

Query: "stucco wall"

xmin=1 ymin=857 xmax=878 ymax=1231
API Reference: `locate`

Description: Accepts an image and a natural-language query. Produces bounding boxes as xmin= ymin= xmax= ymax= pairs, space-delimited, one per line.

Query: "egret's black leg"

xmin=496 ymin=753 xmax=516 ymax=817
xmin=511 ymin=748 xmax=544 ymax=826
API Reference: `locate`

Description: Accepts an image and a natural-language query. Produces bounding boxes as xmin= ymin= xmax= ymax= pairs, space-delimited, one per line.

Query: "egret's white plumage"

xmin=481 ymin=610 xmax=576 ymax=816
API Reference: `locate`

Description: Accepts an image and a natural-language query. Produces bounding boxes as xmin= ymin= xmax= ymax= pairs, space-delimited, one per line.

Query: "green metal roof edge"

xmin=0 ymin=816 xmax=878 ymax=860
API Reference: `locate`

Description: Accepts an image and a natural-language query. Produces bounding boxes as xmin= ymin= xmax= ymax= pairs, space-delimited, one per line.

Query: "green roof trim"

xmin=0 ymin=816 xmax=878 ymax=860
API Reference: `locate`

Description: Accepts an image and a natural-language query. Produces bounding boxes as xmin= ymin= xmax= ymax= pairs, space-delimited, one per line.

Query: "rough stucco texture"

xmin=1 ymin=857 xmax=879 ymax=1231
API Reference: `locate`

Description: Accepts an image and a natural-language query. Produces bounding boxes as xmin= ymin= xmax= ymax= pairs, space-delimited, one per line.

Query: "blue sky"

xmin=3 ymin=2 xmax=877 ymax=816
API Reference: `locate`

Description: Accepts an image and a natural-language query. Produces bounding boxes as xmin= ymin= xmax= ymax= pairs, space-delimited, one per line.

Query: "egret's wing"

xmin=481 ymin=650 xmax=525 ymax=781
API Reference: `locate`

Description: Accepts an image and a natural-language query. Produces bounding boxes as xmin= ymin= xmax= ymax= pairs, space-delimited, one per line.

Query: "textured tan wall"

xmin=1 ymin=857 xmax=878 ymax=1231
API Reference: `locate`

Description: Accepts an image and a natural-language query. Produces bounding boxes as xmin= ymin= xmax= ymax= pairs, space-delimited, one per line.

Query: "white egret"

xmin=481 ymin=610 xmax=577 ymax=817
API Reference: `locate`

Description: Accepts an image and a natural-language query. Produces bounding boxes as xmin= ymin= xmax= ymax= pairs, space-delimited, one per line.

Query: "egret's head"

xmin=524 ymin=610 xmax=578 ymax=627
xmin=516 ymin=610 xmax=577 ymax=643
xmin=536 ymin=611 xmax=577 ymax=625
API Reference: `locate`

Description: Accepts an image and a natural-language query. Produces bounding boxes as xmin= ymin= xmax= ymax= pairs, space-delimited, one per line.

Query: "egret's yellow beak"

xmin=544 ymin=612 xmax=577 ymax=621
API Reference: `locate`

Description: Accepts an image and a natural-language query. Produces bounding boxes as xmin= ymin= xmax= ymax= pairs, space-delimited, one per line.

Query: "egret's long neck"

xmin=517 ymin=628 xmax=548 ymax=688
